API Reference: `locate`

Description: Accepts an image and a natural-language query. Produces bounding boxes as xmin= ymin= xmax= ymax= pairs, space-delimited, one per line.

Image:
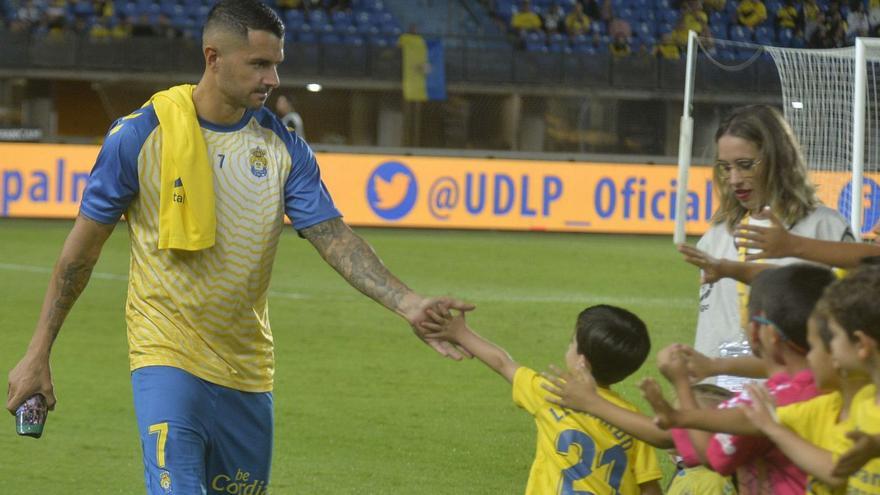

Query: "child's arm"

xmin=742 ymin=383 xmax=846 ymax=487
xmin=540 ymin=366 xmax=673 ymax=448
xmin=680 ymin=346 xmax=767 ymax=381
xmin=678 ymin=243 xmax=771 ymax=284
xmin=832 ymin=431 xmax=880 ymax=477
xmin=423 ymin=309 xmax=519 ymax=383
xmin=736 ymin=207 xmax=874 ymax=267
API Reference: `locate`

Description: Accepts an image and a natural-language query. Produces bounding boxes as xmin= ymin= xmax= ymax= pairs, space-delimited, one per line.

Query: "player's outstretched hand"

xmin=740 ymin=383 xmax=778 ymax=433
xmin=540 ymin=364 xmax=600 ymax=413
xmin=832 ymin=430 xmax=880 ymax=477
xmin=677 ymin=244 xmax=725 ymax=284
xmin=639 ymin=378 xmax=678 ymax=430
xmin=408 ymin=296 xmax=474 ymax=361
xmin=735 ymin=207 xmax=796 ymax=261
xmin=7 ymin=352 xmax=56 ymax=415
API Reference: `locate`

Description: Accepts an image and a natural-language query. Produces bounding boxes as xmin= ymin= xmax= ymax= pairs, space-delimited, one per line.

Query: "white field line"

xmin=0 ymin=263 xmax=693 ymax=308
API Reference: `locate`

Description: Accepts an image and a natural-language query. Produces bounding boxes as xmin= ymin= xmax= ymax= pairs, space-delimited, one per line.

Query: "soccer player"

xmin=690 ymin=105 xmax=852 ymax=390
xmin=422 ymin=304 xmax=663 ymax=494
xmin=5 ymin=1 xmax=472 ymax=492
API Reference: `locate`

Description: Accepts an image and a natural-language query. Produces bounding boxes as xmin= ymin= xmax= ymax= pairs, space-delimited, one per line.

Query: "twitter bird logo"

xmin=367 ymin=162 xmax=418 ymax=220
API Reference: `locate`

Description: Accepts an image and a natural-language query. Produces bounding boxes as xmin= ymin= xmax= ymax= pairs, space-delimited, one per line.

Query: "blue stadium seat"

xmin=754 ymin=25 xmax=774 ymax=44
xmin=369 ymin=34 xmax=389 ymax=46
xmin=343 ymin=34 xmax=365 ymax=46
xmin=355 ymin=11 xmax=372 ymax=25
xmin=525 ymin=40 xmax=549 ymax=52
xmin=634 ymin=21 xmax=653 ymax=40
xmin=729 ymin=24 xmax=752 ymax=43
xmin=356 ymin=23 xmax=379 ymax=35
xmin=777 ymin=27 xmax=794 ymax=46
xmin=332 ymin=10 xmax=353 ymax=26
xmin=791 ymin=35 xmax=806 ymax=48
xmin=661 ymin=9 xmax=679 ymax=25
xmin=573 ymin=43 xmax=597 ymax=55
xmin=321 ymin=32 xmax=342 ymax=44
xmin=639 ymin=9 xmax=656 ymax=23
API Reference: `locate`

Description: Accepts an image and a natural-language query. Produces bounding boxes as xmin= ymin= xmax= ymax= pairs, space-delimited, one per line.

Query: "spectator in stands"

xmin=870 ymin=0 xmax=880 ymax=36
xmin=737 ymin=0 xmax=768 ymax=29
xmin=131 ymin=14 xmax=157 ymax=37
xmin=608 ymin=15 xmax=631 ymax=41
xmin=94 ymin=0 xmax=114 ymax=18
xmin=276 ymin=0 xmax=303 ymax=11
xmin=89 ymin=16 xmax=112 ymax=42
xmin=15 ymin=0 xmax=40 ymax=29
xmin=578 ymin=0 xmax=602 ymax=21
xmin=565 ymin=2 xmax=591 ymax=36
xmin=775 ymin=0 xmax=798 ymax=31
xmin=682 ymin=0 xmax=708 ymax=32
xmin=803 ymin=0 xmax=822 ymax=39
xmin=670 ymin=17 xmax=689 ymax=47
xmin=542 ymin=2 xmax=565 ymax=34
xmin=111 ymin=16 xmax=132 ymax=39
xmin=156 ymin=13 xmax=181 ymax=39
xmin=655 ymin=32 xmax=681 ymax=59
xmin=828 ymin=10 xmax=848 ymax=46
xmin=847 ymin=1 xmax=870 ymax=39
xmin=511 ymin=0 xmax=542 ymax=34
xmin=610 ymin=33 xmax=631 ymax=57
xmin=275 ymin=95 xmax=305 ymax=139
xmin=327 ymin=0 xmax=352 ymax=12
xmin=703 ymin=0 xmax=726 ymax=13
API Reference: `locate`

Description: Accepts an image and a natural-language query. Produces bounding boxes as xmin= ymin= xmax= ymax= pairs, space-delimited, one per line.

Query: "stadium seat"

xmin=777 ymin=27 xmax=793 ymax=46
xmin=754 ymin=25 xmax=774 ymax=45
xmin=297 ymin=30 xmax=317 ymax=44
xmin=729 ymin=24 xmax=752 ymax=43
xmin=661 ymin=9 xmax=679 ymax=25
xmin=343 ymin=34 xmax=365 ymax=46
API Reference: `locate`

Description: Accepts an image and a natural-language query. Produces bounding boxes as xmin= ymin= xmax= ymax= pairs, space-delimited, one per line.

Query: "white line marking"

xmin=0 ymin=263 xmax=692 ymax=307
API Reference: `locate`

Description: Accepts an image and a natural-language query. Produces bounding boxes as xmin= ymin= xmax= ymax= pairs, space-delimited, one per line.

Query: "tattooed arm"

xmin=7 ymin=214 xmax=115 ymax=414
xmin=301 ymin=218 xmax=473 ymax=359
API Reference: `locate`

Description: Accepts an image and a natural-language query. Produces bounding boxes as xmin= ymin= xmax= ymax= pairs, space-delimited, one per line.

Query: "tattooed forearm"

xmin=45 ymin=260 xmax=95 ymax=338
xmin=302 ymin=218 xmax=411 ymax=311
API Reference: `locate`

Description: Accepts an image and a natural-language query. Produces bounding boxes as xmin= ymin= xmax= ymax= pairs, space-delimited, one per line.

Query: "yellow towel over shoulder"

xmin=148 ymin=84 xmax=215 ymax=251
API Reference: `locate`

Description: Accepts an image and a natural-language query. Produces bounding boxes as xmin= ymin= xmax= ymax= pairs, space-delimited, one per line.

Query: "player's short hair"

xmin=204 ymin=0 xmax=284 ymax=40
xmin=823 ymin=264 xmax=880 ymax=342
xmin=746 ymin=263 xmax=836 ymax=352
xmin=691 ymin=383 xmax=734 ymax=409
xmin=712 ymin=104 xmax=819 ymax=231
xmin=574 ymin=304 xmax=650 ymax=386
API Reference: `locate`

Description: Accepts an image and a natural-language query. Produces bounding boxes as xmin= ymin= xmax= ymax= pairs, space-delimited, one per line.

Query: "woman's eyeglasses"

xmin=715 ymin=158 xmax=761 ymax=179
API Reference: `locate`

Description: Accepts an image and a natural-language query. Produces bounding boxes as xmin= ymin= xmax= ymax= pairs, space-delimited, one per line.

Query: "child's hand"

xmin=656 ymin=344 xmax=689 ymax=384
xmin=541 ymin=364 xmax=600 ymax=413
xmin=678 ymin=346 xmax=716 ymax=383
xmin=740 ymin=383 xmax=778 ymax=433
xmin=639 ymin=378 xmax=679 ymax=430
xmin=832 ymin=430 xmax=880 ymax=477
xmin=420 ymin=304 xmax=468 ymax=344
xmin=677 ymin=243 xmax=725 ymax=284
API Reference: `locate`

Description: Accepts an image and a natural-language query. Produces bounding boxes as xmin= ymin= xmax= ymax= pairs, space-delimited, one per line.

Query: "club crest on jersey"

xmin=249 ymin=147 xmax=268 ymax=178
xmin=159 ymin=470 xmax=172 ymax=492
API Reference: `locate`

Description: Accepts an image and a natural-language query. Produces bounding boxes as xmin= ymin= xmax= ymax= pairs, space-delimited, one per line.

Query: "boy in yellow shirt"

xmin=424 ymin=304 xmax=663 ymax=494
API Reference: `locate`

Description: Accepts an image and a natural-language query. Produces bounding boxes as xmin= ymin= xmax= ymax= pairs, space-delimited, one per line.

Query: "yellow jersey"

xmin=777 ymin=391 xmax=850 ymax=495
xmin=80 ymin=103 xmax=340 ymax=392
xmin=667 ymin=465 xmax=736 ymax=495
xmin=512 ymin=367 xmax=662 ymax=494
xmin=844 ymin=385 xmax=880 ymax=495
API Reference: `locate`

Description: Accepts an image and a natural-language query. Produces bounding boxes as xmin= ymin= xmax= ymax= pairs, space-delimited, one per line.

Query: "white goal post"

xmin=674 ymin=33 xmax=880 ymax=243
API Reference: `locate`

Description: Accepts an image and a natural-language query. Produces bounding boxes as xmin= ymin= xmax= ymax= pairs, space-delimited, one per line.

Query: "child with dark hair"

xmin=640 ymin=263 xmax=836 ymax=494
xmin=822 ymin=265 xmax=880 ymax=491
xmin=423 ymin=304 xmax=662 ymax=494
xmin=741 ymin=300 xmax=871 ymax=494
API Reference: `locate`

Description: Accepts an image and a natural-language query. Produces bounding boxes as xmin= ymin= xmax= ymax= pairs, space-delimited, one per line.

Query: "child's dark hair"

xmin=810 ymin=301 xmax=834 ymax=351
xmin=824 ymin=264 xmax=880 ymax=342
xmin=574 ymin=304 xmax=650 ymax=386
xmin=746 ymin=263 xmax=836 ymax=352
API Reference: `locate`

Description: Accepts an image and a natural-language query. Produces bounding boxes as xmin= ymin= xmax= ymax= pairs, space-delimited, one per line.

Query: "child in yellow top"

xmin=424 ymin=304 xmax=662 ymax=494
xmin=742 ymin=301 xmax=871 ymax=495
xmin=823 ymin=265 xmax=880 ymax=494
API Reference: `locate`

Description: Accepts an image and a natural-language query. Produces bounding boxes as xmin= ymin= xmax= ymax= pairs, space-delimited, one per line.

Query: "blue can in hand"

xmin=16 ymin=394 xmax=48 ymax=438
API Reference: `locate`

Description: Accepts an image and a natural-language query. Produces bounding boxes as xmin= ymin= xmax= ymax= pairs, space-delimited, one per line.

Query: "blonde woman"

xmin=690 ymin=105 xmax=852 ymax=389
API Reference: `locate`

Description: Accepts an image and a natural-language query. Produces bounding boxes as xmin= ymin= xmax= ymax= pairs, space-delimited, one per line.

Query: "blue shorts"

xmin=132 ymin=366 xmax=273 ymax=495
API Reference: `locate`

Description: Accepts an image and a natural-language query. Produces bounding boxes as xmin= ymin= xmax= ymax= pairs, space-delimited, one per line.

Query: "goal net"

xmin=674 ymin=35 xmax=880 ymax=242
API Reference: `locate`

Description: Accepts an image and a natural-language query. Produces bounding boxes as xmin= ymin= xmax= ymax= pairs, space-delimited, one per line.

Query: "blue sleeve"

xmin=283 ymin=133 xmax=341 ymax=231
xmin=79 ymin=112 xmax=154 ymax=224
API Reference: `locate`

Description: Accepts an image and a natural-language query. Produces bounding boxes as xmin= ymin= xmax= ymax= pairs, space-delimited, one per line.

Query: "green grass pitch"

xmin=0 ymin=219 xmax=701 ymax=493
